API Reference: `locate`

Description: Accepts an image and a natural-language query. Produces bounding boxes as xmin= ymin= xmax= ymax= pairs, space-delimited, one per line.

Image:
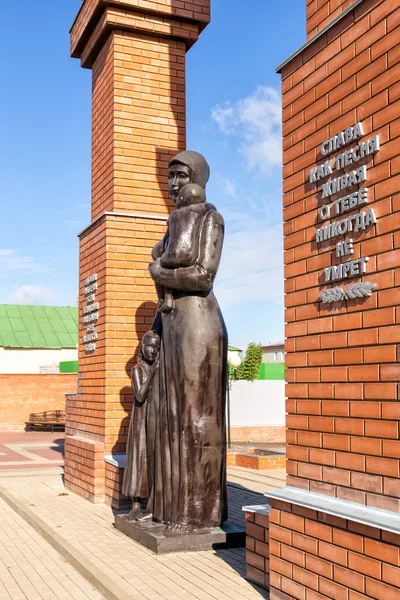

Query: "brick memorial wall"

xmin=245 ymin=0 xmax=400 ymax=598
xmin=282 ymin=0 xmax=400 ymax=519
xmin=306 ymin=0 xmax=356 ymax=39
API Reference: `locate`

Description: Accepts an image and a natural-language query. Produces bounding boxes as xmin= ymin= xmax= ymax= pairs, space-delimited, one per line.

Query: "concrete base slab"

xmin=114 ymin=515 xmax=245 ymax=554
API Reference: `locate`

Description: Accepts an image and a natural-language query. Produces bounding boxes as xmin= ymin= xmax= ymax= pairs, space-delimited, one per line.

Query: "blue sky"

xmin=0 ymin=1 xmax=305 ymax=348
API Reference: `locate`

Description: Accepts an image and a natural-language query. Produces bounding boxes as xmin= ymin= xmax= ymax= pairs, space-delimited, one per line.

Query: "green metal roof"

xmin=0 ymin=305 xmax=78 ymax=349
xmin=0 ymin=305 xmax=238 ymax=351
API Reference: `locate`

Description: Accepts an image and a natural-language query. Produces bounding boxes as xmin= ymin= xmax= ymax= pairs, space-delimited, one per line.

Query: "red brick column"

xmin=265 ymin=1 xmax=400 ymax=598
xmin=245 ymin=508 xmax=270 ymax=590
xmin=65 ymin=0 xmax=210 ymax=506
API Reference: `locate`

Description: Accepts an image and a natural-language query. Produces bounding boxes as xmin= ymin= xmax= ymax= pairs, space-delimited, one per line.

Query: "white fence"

xmin=229 ymin=380 xmax=285 ymax=427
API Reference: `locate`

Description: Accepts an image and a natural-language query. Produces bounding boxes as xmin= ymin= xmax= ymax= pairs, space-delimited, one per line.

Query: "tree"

xmin=235 ymin=343 xmax=262 ymax=381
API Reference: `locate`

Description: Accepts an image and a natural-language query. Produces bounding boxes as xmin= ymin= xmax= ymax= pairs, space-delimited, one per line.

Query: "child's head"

xmin=141 ymin=331 xmax=160 ymax=362
xmin=177 ymin=183 xmax=206 ymax=209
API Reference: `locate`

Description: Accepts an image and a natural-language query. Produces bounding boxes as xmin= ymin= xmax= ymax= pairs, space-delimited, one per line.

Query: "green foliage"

xmin=235 ymin=343 xmax=263 ymax=381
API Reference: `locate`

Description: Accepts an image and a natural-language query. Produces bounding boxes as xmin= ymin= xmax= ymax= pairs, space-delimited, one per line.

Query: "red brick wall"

xmin=0 ymin=374 xmax=77 ymax=431
xmin=64 ymin=415 xmax=106 ymax=504
xmin=269 ymin=499 xmax=400 ymax=600
xmin=229 ymin=451 xmax=286 ymax=470
xmin=249 ymin=2 xmax=400 ymax=597
xmin=306 ymin=0 xmax=355 ymax=38
xmin=283 ymin=0 xmax=400 ymax=513
xmin=246 ymin=510 xmax=270 ymax=590
xmin=231 ymin=426 xmax=286 ymax=444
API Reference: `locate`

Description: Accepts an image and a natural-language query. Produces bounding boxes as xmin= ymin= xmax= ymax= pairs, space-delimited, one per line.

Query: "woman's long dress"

xmin=148 ymin=207 xmax=228 ymax=529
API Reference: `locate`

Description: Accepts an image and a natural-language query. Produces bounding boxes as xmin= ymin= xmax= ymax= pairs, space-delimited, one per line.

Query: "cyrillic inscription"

xmin=307 ymin=122 xmax=380 ymax=300
xmin=82 ymin=273 xmax=98 ymax=352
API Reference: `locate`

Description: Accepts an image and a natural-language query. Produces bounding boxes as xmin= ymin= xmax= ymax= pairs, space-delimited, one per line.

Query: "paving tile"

xmin=0 ymin=497 xmax=104 ymax=599
xmin=0 ymin=467 xmax=280 ymax=599
xmin=0 ymin=432 xmax=65 ymax=472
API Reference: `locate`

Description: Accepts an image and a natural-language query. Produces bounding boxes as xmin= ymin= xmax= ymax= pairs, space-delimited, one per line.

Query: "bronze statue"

xmin=148 ymin=151 xmax=228 ymax=531
xmin=124 ymin=151 xmax=228 ymax=532
xmin=156 ymin=182 xmax=214 ymax=314
xmin=122 ymin=331 xmax=160 ymax=519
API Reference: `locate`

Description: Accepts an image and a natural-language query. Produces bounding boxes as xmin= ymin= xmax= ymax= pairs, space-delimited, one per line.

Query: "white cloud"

xmin=216 ymin=175 xmax=237 ymax=198
xmin=212 ymin=105 xmax=235 ymax=134
xmin=9 ymin=285 xmax=58 ymax=305
xmin=0 ymin=249 xmax=52 ymax=274
xmin=215 ymin=211 xmax=283 ymax=310
xmin=212 ymin=86 xmax=282 ymax=175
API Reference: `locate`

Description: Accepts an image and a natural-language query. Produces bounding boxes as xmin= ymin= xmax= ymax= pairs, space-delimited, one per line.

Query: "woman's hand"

xmin=149 ymin=258 xmax=161 ymax=281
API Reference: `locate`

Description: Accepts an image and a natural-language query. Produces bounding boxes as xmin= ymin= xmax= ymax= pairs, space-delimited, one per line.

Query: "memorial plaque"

xmin=82 ymin=273 xmax=98 ymax=352
xmin=308 ymin=122 xmax=380 ymax=303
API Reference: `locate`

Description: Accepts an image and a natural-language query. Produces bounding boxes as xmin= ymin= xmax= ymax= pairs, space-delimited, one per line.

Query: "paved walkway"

xmin=0 ymin=496 xmax=104 ymax=599
xmin=0 ymin=466 xmax=285 ymax=600
xmin=228 ymin=466 xmax=286 ymax=495
xmin=0 ymin=433 xmax=64 ymax=471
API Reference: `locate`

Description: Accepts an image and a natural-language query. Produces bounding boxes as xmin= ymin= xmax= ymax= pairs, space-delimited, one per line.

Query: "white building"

xmin=0 ymin=305 xmax=78 ymax=373
xmin=261 ymin=341 xmax=285 ymax=364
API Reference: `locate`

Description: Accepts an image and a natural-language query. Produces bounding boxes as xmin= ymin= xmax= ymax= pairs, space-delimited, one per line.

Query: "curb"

xmin=0 ymin=486 xmax=132 ymax=600
xmin=0 ymin=467 xmax=64 ymax=478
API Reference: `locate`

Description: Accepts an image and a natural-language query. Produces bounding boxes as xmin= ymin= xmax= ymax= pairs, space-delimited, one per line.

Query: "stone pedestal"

xmin=114 ymin=515 xmax=245 ymax=554
xmin=65 ymin=0 xmax=210 ymax=508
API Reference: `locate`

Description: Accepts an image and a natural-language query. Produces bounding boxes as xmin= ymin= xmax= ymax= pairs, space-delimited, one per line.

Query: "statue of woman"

xmin=122 ymin=330 xmax=160 ymax=519
xmin=148 ymin=151 xmax=228 ymax=531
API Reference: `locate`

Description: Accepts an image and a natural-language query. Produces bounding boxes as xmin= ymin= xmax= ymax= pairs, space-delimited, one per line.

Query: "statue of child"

xmin=122 ymin=330 xmax=160 ymax=520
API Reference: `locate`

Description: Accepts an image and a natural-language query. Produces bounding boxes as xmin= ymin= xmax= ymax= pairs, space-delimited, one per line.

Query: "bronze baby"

xmin=154 ymin=182 xmax=216 ymax=313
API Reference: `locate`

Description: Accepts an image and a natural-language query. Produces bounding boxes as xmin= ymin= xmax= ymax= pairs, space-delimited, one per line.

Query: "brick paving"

xmin=0 ymin=467 xmax=285 ymax=599
xmin=0 ymin=433 xmax=64 ymax=471
xmin=0 ymin=496 xmax=104 ymax=600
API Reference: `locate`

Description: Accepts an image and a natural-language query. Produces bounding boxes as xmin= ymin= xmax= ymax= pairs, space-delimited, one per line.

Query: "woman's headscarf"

xmin=169 ymin=151 xmax=210 ymax=189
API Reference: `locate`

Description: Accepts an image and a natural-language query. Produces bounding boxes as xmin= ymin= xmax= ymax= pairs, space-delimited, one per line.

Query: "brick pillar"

xmin=65 ymin=0 xmax=210 ymax=506
xmin=267 ymin=1 xmax=400 ymax=598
